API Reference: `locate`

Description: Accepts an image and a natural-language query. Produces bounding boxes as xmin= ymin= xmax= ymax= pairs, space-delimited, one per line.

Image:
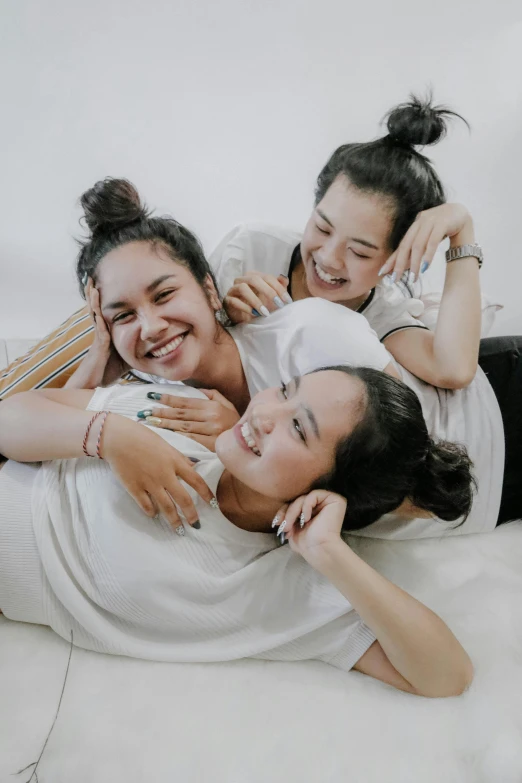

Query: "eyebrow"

xmin=316 ymin=208 xmax=380 ymax=251
xmin=103 ymin=274 xmax=177 ymax=311
xmin=292 ymin=376 xmax=320 ymax=439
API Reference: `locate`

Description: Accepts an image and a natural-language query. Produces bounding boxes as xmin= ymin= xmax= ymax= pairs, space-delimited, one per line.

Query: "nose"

xmin=139 ymin=307 xmax=169 ymax=342
xmin=318 ymin=238 xmax=345 ymax=272
xmin=251 ymin=402 xmax=277 ymax=437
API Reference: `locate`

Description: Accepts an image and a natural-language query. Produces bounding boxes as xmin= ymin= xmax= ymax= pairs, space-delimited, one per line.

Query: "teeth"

xmin=314 ymin=261 xmax=344 ymax=285
xmin=241 ymin=422 xmax=261 ymax=456
xmin=151 ymin=334 xmax=185 ymax=358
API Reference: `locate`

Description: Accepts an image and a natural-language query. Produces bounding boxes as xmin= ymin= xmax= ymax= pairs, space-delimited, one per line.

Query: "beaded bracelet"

xmin=82 ymin=411 xmax=109 ymax=458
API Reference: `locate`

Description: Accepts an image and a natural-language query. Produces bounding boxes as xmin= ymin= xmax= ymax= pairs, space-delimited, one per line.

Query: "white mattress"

xmin=2 ymin=524 xmax=522 ymax=782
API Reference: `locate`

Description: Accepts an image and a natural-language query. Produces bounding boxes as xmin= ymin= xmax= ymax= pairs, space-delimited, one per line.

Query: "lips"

xmin=313 ymin=259 xmax=346 ymax=286
xmin=146 ymin=332 xmax=188 ymax=359
xmin=240 ymin=421 xmax=261 ymax=456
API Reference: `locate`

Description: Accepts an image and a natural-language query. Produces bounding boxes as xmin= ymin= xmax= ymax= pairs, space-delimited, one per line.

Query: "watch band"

xmin=445 ymin=244 xmax=483 ymax=268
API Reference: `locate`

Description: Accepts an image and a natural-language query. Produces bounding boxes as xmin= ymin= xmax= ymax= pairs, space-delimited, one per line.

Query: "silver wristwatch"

xmin=445 ymin=244 xmax=483 ymax=268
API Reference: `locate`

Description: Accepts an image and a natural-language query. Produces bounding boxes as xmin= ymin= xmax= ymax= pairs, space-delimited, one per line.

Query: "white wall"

xmin=1 ymin=0 xmax=521 ymax=339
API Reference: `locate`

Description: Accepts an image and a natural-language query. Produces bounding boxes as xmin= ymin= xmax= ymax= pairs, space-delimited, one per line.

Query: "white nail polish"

xmin=299 ymin=512 xmax=306 ymax=529
xmin=272 ymin=514 xmax=280 ymax=529
xmin=210 ymin=498 xmax=219 ymax=509
xmin=175 ymin=525 xmax=185 ymax=537
xmin=378 ymin=266 xmax=387 ymax=277
xmin=277 ymin=519 xmax=287 ymax=535
xmin=283 ymin=293 xmax=293 ymax=304
xmin=260 ymin=306 xmax=270 ymax=317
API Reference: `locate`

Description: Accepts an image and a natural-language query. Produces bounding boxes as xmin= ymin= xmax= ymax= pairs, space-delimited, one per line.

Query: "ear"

xmin=203 ymin=274 xmax=223 ymax=312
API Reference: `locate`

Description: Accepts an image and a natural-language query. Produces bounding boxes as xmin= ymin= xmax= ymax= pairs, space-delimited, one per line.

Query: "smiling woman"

xmin=0 ymin=367 xmax=475 ymax=697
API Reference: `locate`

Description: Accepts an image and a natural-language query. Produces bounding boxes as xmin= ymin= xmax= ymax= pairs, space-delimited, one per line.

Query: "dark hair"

xmin=312 ymin=366 xmax=476 ymax=531
xmin=76 ymin=177 xmax=218 ymax=297
xmin=314 ymin=92 xmax=469 ymax=250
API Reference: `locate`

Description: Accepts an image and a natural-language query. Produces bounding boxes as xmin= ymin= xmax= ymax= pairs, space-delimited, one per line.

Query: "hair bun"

xmin=80 ymin=177 xmax=148 ymax=235
xmin=385 ymin=92 xmax=467 ymax=148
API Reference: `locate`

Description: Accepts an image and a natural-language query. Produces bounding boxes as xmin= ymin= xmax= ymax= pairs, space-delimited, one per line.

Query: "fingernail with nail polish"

xmin=252 ymin=308 xmax=261 ymax=317
xmin=210 ymin=497 xmax=219 ymax=509
xmin=260 ymin=306 xmax=270 ymax=317
xmin=147 ymin=392 xmax=162 ymax=400
xmin=274 ymin=296 xmax=285 ymax=309
xmin=137 ymin=409 xmax=152 ymax=419
xmin=282 ymin=293 xmax=293 ymax=304
xmin=280 ymin=532 xmax=286 ymax=544
xmin=192 ymin=520 xmax=201 ymax=530
xmin=82 ymin=273 xmax=89 ymax=287
xmin=272 ymin=514 xmax=280 ymax=529
xmin=280 ymin=274 xmax=289 ymax=280
xmin=378 ymin=266 xmax=387 ymax=277
xmin=389 ymin=272 xmax=397 ymax=284
xmin=188 ymin=457 xmax=200 ymax=464
xmin=145 ymin=417 xmax=162 ymax=426
xmin=299 ymin=512 xmax=306 ymax=529
xmin=277 ymin=519 xmax=287 ymax=536
xmin=175 ymin=525 xmax=185 ymax=537
xmin=421 ymin=260 xmax=429 ymax=274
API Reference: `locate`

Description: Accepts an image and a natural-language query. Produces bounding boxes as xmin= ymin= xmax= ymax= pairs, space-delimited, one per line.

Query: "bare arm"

xmin=282 ymin=491 xmax=473 ymax=698
xmin=0 ymin=389 xmax=97 ymax=461
xmin=382 ymin=207 xmax=481 ymax=389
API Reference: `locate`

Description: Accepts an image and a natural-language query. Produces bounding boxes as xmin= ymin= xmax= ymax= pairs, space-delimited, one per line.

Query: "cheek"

xmin=111 ymin=325 xmax=136 ymax=360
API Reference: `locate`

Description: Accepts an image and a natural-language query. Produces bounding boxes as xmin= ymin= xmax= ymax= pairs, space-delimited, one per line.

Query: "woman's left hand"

xmin=275 ymin=490 xmax=347 ymax=569
xmin=378 ymin=203 xmax=473 ymax=283
xmin=139 ymin=389 xmax=240 ymax=451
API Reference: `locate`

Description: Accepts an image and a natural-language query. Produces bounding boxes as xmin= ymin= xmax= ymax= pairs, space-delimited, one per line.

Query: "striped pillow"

xmin=0 ymin=307 xmax=95 ymax=398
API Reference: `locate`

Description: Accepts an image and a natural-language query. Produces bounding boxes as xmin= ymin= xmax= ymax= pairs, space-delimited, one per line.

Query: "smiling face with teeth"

xmin=299 ymin=176 xmax=394 ymax=306
xmin=98 ymin=241 xmax=224 ymax=382
xmin=215 ymin=370 xmax=366 ymax=500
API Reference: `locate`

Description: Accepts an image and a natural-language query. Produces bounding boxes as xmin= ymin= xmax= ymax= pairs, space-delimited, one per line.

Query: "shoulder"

xmin=288 ymin=298 xmax=380 ymax=335
xmin=209 ymin=222 xmax=301 ymax=262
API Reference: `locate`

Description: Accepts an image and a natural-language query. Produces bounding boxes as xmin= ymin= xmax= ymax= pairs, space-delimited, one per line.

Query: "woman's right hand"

xmin=223 ymin=272 xmax=292 ymax=324
xmin=100 ymin=413 xmax=216 ymax=530
xmin=65 ymin=279 xmax=128 ymax=389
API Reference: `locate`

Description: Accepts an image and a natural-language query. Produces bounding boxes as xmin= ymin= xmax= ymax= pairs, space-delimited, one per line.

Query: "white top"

xmin=209 ymin=222 xmax=429 ymax=341
xmin=30 ymin=383 xmax=375 ymax=668
xmin=142 ymin=297 xmax=392 ymax=390
xmin=208 ymin=222 xmax=502 ymax=340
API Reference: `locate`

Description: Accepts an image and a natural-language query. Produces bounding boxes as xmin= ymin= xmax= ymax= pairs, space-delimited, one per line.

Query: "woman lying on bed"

xmin=0 ymin=178 xmax=476 ymax=697
xmin=0 ymin=369 xmax=474 ymax=698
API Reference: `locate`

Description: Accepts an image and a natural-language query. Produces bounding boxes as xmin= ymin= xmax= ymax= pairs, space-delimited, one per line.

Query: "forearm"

xmin=431 ymin=221 xmax=481 ymax=386
xmin=0 ymin=391 xmax=98 ymax=461
xmin=315 ymin=540 xmax=472 ymax=697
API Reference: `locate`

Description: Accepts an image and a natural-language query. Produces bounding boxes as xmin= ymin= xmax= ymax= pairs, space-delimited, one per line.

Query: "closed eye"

xmin=155 ymin=288 xmax=176 ymax=302
xmin=351 ymin=249 xmax=371 ymax=259
xmin=113 ymin=310 xmax=134 ymax=324
xmin=316 ymin=224 xmax=329 ymax=235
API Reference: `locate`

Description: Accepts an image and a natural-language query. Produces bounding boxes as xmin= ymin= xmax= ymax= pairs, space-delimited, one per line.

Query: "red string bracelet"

xmin=82 ymin=411 xmax=103 ymax=457
xmin=95 ymin=411 xmax=109 ymax=459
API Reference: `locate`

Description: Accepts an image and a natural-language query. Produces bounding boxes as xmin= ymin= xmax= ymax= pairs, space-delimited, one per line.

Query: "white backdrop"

xmin=1 ymin=0 xmax=521 ymax=339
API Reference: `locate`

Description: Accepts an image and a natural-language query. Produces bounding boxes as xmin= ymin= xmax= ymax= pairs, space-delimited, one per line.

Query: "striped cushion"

xmin=0 ymin=307 xmax=95 ymax=398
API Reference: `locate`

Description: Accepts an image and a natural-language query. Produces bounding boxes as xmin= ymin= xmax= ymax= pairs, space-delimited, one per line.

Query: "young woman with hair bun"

xmin=213 ymin=93 xmax=483 ymax=391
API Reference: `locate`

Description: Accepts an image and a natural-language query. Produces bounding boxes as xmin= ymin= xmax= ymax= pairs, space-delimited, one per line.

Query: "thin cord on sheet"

xmin=14 ymin=630 xmax=74 ymax=783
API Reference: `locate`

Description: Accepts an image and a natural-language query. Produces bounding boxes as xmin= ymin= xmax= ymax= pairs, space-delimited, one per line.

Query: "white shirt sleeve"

xmin=208 ymin=223 xmax=301 ymax=299
xmin=363 ymin=284 xmax=428 ymax=343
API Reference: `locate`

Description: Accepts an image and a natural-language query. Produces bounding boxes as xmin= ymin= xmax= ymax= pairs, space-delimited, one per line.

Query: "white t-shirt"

xmin=30 ymin=383 xmax=375 ymax=669
xmin=142 ymin=297 xmax=392 ymax=391
xmin=209 ymin=222 xmax=502 ymax=340
xmin=209 ymin=222 xmax=429 ymax=342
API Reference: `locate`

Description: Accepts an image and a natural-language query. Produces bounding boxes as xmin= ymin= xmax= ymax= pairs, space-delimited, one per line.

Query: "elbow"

xmin=415 ymin=655 xmax=475 ymax=699
xmin=431 ymin=364 xmax=478 ymax=390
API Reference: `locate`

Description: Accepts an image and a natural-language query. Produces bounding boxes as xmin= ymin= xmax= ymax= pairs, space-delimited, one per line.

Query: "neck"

xmin=216 ymin=470 xmax=282 ymax=533
xmin=185 ymin=330 xmax=251 ymax=414
xmin=290 ymin=256 xmax=372 ymax=312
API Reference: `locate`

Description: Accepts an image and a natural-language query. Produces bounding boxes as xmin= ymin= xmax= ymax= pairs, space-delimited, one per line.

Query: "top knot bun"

xmin=384 ymin=92 xmax=468 ymax=148
xmin=80 ymin=178 xmax=149 ymax=235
